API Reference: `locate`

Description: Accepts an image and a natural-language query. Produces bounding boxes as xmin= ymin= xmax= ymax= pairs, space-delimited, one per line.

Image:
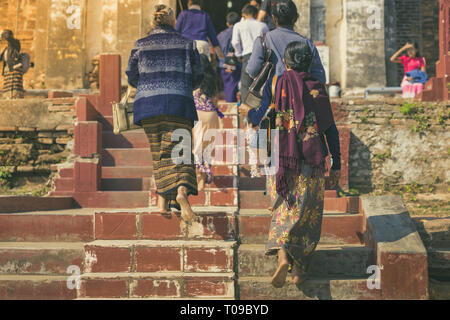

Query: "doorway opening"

xmin=176 ymin=0 xmax=249 ymax=34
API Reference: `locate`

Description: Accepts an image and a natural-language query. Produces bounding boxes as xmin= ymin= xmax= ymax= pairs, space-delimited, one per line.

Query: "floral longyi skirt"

xmin=265 ymin=167 xmax=325 ymax=275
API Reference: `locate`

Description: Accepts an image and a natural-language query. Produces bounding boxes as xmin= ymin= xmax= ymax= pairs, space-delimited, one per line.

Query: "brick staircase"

xmin=0 ymin=54 xmax=428 ymax=300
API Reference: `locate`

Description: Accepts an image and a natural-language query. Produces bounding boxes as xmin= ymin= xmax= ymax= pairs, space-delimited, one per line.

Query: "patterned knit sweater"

xmin=126 ymin=26 xmax=203 ymax=125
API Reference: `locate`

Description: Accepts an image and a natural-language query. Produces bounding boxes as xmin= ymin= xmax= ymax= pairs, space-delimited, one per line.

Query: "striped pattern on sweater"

xmin=126 ymin=26 xmax=203 ymax=125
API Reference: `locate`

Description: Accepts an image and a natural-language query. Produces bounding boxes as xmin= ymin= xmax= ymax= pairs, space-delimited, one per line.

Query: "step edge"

xmin=85 ymin=239 xmax=237 ymax=248
xmin=0 ymin=242 xmax=86 ymax=250
xmin=81 ymin=272 xmax=236 ymax=279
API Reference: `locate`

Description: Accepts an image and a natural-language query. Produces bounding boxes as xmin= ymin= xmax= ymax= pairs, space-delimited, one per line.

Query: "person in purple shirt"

xmin=217 ymin=12 xmax=241 ymax=102
xmin=175 ymin=0 xmax=224 ymax=60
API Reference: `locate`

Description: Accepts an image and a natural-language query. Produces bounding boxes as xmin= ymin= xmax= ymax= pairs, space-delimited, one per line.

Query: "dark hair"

xmin=273 ymin=0 xmax=299 ymax=27
xmin=226 ymin=12 xmax=240 ymax=25
xmin=198 ymin=54 xmax=217 ymax=98
xmin=242 ymin=4 xmax=258 ymax=17
xmin=1 ymin=29 xmax=20 ymax=52
xmin=284 ymin=41 xmax=313 ymax=72
xmin=1 ymin=29 xmax=13 ymax=41
xmin=407 ymin=40 xmax=421 ymax=57
xmin=190 ymin=0 xmax=203 ymax=6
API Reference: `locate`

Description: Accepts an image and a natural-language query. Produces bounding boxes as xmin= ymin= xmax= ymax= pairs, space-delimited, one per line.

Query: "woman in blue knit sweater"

xmin=126 ymin=5 xmax=203 ymax=222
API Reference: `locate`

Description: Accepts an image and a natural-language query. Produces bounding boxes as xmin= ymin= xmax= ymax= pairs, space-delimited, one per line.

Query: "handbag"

xmin=112 ymin=86 xmax=140 ymax=135
xmin=243 ymin=33 xmax=273 ymax=109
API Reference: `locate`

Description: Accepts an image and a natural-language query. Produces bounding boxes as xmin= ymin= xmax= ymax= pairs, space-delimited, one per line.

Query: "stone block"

xmin=74 ymin=122 xmax=102 ymax=157
xmin=362 ymin=195 xmax=429 ymax=299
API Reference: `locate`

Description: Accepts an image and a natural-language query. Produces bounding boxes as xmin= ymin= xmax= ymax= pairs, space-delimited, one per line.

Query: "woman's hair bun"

xmin=273 ymin=0 xmax=299 ymax=27
xmin=284 ymin=41 xmax=313 ymax=73
xmin=152 ymin=4 xmax=175 ymax=28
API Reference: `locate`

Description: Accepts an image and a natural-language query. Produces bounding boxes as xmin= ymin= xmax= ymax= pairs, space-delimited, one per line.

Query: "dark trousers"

xmin=240 ymin=54 xmax=253 ymax=103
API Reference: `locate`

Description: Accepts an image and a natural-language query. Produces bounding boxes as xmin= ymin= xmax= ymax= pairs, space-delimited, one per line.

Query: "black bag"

xmin=243 ymin=33 xmax=273 ymax=109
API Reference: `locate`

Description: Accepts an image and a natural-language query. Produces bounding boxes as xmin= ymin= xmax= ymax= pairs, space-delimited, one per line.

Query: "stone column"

xmin=45 ymin=0 xmax=87 ymax=89
xmin=326 ymin=0 xmax=345 ymax=85
xmin=292 ymin=0 xmax=311 ymax=38
xmin=34 ymin=0 xmax=51 ymax=84
xmin=343 ymin=0 xmax=386 ymax=88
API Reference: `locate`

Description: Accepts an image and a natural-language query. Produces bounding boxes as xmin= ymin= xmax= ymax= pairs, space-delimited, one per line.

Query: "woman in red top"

xmin=390 ymin=41 xmax=427 ymax=98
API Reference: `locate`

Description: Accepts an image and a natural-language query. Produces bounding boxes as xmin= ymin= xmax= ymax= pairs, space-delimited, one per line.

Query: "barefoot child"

xmin=193 ymin=54 xmax=225 ymax=191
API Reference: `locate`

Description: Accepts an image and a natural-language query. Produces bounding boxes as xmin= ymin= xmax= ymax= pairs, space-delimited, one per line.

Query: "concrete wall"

xmin=310 ymin=0 xmax=326 ymax=43
xmin=0 ymin=98 xmax=76 ymax=182
xmin=292 ymin=0 xmax=311 ymax=38
xmin=344 ymin=0 xmax=386 ymax=88
xmin=331 ymin=99 xmax=450 ymax=190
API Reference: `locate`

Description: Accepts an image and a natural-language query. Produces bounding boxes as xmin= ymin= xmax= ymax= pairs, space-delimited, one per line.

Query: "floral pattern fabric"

xmin=265 ymin=168 xmax=325 ymax=275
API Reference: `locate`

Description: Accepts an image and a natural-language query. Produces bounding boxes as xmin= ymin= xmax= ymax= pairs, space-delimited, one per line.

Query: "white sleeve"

xmin=231 ymin=24 xmax=243 ymax=57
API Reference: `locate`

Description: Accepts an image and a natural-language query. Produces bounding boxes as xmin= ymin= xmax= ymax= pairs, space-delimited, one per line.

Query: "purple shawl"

xmin=275 ymin=70 xmax=334 ymax=200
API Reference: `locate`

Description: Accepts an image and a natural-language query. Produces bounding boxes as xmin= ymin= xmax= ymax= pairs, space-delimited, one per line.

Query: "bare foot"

xmin=292 ymin=264 xmax=307 ymax=286
xmin=176 ymin=186 xmax=195 ymax=223
xmin=197 ymin=174 xmax=206 ymax=192
xmin=156 ymin=195 xmax=168 ymax=213
xmin=271 ymin=249 xmax=290 ymax=288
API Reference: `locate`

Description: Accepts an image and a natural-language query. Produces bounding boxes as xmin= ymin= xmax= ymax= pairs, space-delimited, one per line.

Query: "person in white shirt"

xmin=232 ymin=4 xmax=269 ymax=102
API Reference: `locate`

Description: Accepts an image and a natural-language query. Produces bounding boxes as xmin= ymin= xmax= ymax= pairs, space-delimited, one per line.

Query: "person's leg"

xmin=270 ymin=248 xmax=290 ymax=288
xmin=240 ymin=54 xmax=253 ymax=103
xmin=176 ymin=185 xmax=196 ymax=222
xmin=221 ymin=69 xmax=238 ymax=103
xmin=413 ymin=83 xmax=424 ymax=98
xmin=156 ymin=195 xmax=168 ymax=213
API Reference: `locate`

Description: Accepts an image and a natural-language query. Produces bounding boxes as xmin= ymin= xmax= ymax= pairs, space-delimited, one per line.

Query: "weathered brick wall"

xmin=421 ymin=0 xmax=440 ymax=78
xmin=0 ymin=0 xmax=38 ymax=87
xmin=0 ymin=98 xmax=76 ymax=191
xmin=332 ymin=98 xmax=450 ymax=191
xmin=386 ymin=0 xmax=440 ymax=85
xmin=393 ymin=0 xmax=423 ymax=83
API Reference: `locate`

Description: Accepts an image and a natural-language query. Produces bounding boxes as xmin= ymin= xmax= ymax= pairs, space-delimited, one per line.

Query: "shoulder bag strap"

xmin=120 ymin=86 xmax=133 ymax=105
xmin=269 ymin=75 xmax=278 ymax=109
xmin=261 ymin=33 xmax=271 ymax=62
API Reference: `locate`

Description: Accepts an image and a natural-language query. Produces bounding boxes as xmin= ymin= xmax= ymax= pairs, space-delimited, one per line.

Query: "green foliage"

xmin=435 ymin=106 xmax=449 ymax=127
xmin=360 ymin=116 xmax=368 ymax=123
xmin=399 ymin=102 xmax=421 ymax=116
xmin=0 ymin=167 xmax=13 ymax=188
xmin=338 ymin=188 xmax=360 ymax=197
xmin=411 ymin=114 xmax=430 ymax=133
xmin=32 ymin=185 xmax=50 ymax=197
xmin=374 ymin=150 xmax=392 ymax=161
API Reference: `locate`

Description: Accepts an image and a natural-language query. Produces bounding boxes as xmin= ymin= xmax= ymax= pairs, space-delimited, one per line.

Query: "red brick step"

xmin=238 ymin=210 xmax=364 ymax=245
xmin=102 ymin=149 xmax=152 ymax=167
xmin=78 ymin=272 xmax=235 ymax=299
xmin=94 ymin=210 xmax=236 ymax=241
xmin=103 ymin=130 xmax=149 ymax=149
xmin=83 ymin=240 xmax=236 ymax=274
xmin=238 ymin=276 xmax=382 ymax=300
xmin=0 ymin=242 xmax=84 ymax=275
xmin=0 ymin=210 xmax=94 ymax=242
xmin=0 ymin=275 xmax=77 ymax=300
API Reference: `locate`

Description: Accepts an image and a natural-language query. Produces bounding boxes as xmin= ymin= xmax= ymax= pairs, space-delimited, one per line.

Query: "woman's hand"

xmin=239 ymin=104 xmax=252 ymax=117
xmin=403 ymin=43 xmax=414 ymax=50
xmin=276 ymin=117 xmax=282 ymax=128
xmin=329 ymin=169 xmax=341 ymax=189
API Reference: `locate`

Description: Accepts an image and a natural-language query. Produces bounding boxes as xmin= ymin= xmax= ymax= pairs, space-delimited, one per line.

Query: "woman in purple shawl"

xmin=264 ymin=42 xmax=340 ymax=288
